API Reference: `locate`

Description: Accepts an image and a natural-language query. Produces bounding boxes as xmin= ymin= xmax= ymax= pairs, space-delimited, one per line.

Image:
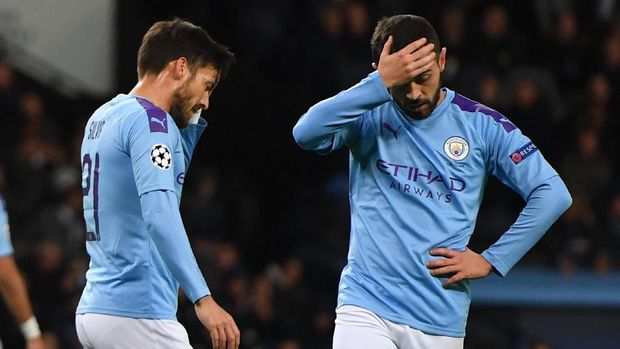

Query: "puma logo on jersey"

xmin=382 ymin=123 xmax=401 ymax=140
xmin=150 ymin=117 xmax=165 ymax=128
xmin=497 ymin=117 xmax=516 ymax=131
xmin=136 ymin=97 xmax=169 ymax=133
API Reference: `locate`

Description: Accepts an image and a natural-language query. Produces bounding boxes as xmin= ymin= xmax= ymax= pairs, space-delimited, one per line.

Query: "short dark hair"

xmin=137 ymin=18 xmax=235 ymax=80
xmin=370 ymin=15 xmax=441 ymax=64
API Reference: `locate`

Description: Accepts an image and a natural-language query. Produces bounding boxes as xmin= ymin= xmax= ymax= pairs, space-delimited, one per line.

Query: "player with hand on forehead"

xmin=294 ymin=14 xmax=571 ymax=349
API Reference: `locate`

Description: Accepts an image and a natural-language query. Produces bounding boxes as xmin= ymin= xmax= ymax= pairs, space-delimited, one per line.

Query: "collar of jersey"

xmin=110 ymin=93 xmax=154 ymax=108
xmin=392 ymin=87 xmax=454 ymax=127
xmin=129 ymin=94 xmax=163 ymax=111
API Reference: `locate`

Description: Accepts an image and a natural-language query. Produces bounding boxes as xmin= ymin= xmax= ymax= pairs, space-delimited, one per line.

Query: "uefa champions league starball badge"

xmin=444 ymin=136 xmax=470 ymax=161
xmin=151 ymin=143 xmax=172 ymax=170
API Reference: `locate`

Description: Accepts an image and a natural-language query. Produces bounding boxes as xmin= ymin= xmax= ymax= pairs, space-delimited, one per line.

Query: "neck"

xmin=436 ymin=88 xmax=446 ymax=108
xmin=129 ymin=72 xmax=175 ymax=112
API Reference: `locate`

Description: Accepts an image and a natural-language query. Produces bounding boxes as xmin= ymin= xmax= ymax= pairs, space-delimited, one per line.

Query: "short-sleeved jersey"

xmin=0 ymin=194 xmax=13 ymax=257
xmin=294 ymin=72 xmax=558 ymax=337
xmin=76 ymin=94 xmax=204 ymax=320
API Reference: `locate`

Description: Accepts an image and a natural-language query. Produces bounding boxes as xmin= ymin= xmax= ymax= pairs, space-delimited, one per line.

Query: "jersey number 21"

xmin=82 ymin=153 xmax=100 ymax=241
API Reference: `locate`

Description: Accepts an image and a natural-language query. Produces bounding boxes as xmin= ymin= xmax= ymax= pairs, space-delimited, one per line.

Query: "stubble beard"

xmin=169 ymin=83 xmax=192 ymax=129
xmin=399 ymin=80 xmax=443 ymax=120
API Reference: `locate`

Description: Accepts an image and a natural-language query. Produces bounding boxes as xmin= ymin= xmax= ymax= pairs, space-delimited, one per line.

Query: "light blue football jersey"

xmin=0 ymin=194 xmax=13 ymax=257
xmin=76 ymin=94 xmax=209 ymax=320
xmin=293 ymin=71 xmax=562 ymax=337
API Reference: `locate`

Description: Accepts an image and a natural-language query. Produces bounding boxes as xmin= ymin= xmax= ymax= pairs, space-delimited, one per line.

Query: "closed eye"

xmin=414 ymin=72 xmax=431 ymax=84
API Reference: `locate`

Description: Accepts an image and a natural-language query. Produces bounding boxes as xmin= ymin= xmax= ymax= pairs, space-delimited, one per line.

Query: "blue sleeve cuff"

xmin=481 ymin=250 xmax=510 ymax=277
xmin=186 ymin=282 xmax=211 ymax=304
xmin=368 ymin=71 xmax=393 ymax=102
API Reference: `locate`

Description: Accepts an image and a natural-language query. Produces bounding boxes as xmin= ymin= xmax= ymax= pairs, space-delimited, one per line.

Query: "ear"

xmin=438 ymin=47 xmax=447 ymax=72
xmin=172 ymin=57 xmax=189 ymax=80
xmin=371 ymin=62 xmax=378 ymax=70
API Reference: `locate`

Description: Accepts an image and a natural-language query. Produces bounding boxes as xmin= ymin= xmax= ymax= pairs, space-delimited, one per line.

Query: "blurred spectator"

xmin=0 ymin=60 xmax=18 ymax=112
xmin=439 ymin=5 xmax=470 ymax=88
xmin=534 ymin=0 xmax=574 ymax=33
xmin=277 ymin=339 xmax=302 ymax=349
xmin=182 ymin=168 xmax=229 ymax=240
xmin=561 ymin=128 xmax=611 ymax=211
xmin=21 ymin=186 xmax=84 ymax=254
xmin=24 ymin=240 xmax=65 ymax=344
xmin=477 ymin=73 xmax=502 ymax=109
xmin=554 ymin=196 xmax=601 ymax=273
xmin=542 ymin=11 xmax=588 ymax=94
xmin=529 ymin=338 xmax=552 ymax=349
xmin=568 ymin=73 xmax=617 ymax=162
xmin=556 ymin=128 xmax=611 ymax=272
xmin=473 ymin=4 xmax=527 ymax=75
xmin=337 ymin=0 xmax=373 ymax=87
xmin=507 ymin=67 xmax=564 ymax=158
xmin=0 ymin=60 xmax=20 ymax=162
xmin=268 ymin=258 xmax=311 ymax=340
xmin=600 ymin=28 xmax=620 ymax=112
xmin=606 ymin=193 xmax=620 ymax=268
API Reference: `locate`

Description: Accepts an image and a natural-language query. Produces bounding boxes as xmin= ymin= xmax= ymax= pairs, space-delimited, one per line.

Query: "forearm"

xmin=0 ymin=256 xmax=34 ymax=323
xmin=482 ymin=175 xmax=572 ymax=276
xmin=292 ymin=71 xmax=391 ymax=150
xmin=140 ymin=190 xmax=210 ymax=302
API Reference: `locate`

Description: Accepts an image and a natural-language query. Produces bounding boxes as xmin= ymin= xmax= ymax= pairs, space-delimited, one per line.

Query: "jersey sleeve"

xmin=483 ymin=117 xmax=557 ymax=199
xmin=179 ymin=117 xmax=207 ymax=171
xmin=479 ymin=115 xmax=571 ymax=276
xmin=140 ymin=190 xmax=210 ymax=302
xmin=293 ymin=71 xmax=391 ymax=154
xmin=0 ymin=198 xmax=14 ymax=257
xmin=122 ymin=110 xmax=178 ymax=196
xmin=481 ymin=175 xmax=572 ymax=276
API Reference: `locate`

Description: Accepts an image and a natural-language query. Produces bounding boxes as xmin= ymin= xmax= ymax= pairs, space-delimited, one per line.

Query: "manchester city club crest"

xmin=444 ymin=136 xmax=470 ymax=161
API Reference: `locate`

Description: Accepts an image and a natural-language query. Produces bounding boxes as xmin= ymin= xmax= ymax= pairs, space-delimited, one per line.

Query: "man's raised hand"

xmin=373 ymin=36 xmax=436 ymax=89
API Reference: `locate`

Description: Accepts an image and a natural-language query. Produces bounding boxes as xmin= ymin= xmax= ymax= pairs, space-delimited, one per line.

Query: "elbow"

xmin=142 ymin=212 xmax=160 ymax=234
xmin=141 ymin=205 xmax=170 ymax=234
xmin=559 ymin=186 xmax=573 ymax=213
xmin=549 ymin=177 xmax=572 ymax=215
xmin=292 ymin=110 xmax=335 ymax=153
xmin=292 ymin=116 xmax=315 ymax=150
xmin=292 ymin=121 xmax=305 ymax=147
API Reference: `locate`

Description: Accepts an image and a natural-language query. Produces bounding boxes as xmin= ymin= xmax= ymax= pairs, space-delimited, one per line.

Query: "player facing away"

xmin=75 ymin=19 xmax=239 ymax=349
xmin=0 ymin=191 xmax=44 ymax=349
xmin=293 ymin=15 xmax=572 ymax=349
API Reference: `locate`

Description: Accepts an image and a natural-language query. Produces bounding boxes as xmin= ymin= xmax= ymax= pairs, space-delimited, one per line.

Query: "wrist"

xmin=480 ymin=255 xmax=493 ymax=275
xmin=378 ymin=73 xmax=394 ymax=89
xmin=194 ymin=294 xmax=212 ymax=307
xmin=20 ymin=316 xmax=41 ymax=340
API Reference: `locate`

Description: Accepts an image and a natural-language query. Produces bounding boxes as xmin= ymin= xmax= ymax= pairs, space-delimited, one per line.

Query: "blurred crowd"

xmin=1 ymin=0 xmax=620 ymax=348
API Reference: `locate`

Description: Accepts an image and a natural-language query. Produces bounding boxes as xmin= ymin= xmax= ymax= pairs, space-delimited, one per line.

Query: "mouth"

xmin=406 ymin=101 xmax=427 ymax=110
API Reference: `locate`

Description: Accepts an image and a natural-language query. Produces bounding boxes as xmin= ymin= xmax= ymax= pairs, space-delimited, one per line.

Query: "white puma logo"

xmin=150 ymin=116 xmax=166 ymax=129
xmin=498 ymin=117 xmax=511 ymax=125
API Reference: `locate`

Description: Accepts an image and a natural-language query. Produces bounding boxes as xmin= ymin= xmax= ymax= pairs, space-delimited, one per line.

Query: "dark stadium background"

xmin=1 ymin=0 xmax=620 ymax=348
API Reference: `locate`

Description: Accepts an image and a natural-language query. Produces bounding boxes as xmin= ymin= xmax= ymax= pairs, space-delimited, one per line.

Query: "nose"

xmin=406 ymin=82 xmax=423 ymax=101
xmin=199 ymin=91 xmax=210 ymax=110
